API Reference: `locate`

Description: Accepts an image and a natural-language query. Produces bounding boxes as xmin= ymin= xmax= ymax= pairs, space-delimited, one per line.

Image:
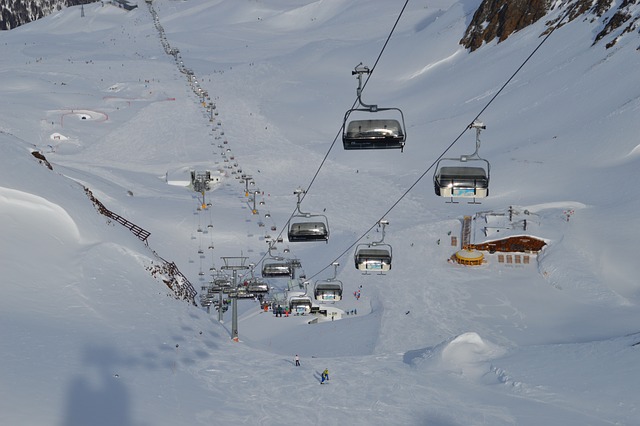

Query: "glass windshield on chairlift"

xmin=344 ymin=117 xmax=405 ymax=147
xmin=288 ymin=219 xmax=328 ymax=242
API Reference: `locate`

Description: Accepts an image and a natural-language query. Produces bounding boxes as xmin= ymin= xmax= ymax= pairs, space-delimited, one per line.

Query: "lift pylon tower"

xmin=191 ymin=170 xmax=212 ymax=209
xmin=220 ymin=256 xmax=250 ymax=342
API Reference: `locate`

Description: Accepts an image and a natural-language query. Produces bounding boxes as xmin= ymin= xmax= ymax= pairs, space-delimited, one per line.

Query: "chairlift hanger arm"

xmin=352 ymin=63 xmax=378 ymax=111
xmin=438 ymin=122 xmax=487 ymax=162
xmin=293 ymin=188 xmax=311 ymax=216
xmin=468 ymin=120 xmax=485 ymax=158
xmin=371 ymin=219 xmax=389 ymax=245
xmin=329 ymin=262 xmax=339 ymax=281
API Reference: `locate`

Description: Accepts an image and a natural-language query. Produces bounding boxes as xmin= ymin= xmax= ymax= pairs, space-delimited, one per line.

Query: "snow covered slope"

xmin=1 ymin=1 xmax=639 ymax=425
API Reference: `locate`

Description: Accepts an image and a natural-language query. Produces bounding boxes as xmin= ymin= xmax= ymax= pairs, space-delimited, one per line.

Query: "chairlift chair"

xmin=234 ymin=289 xmax=255 ymax=299
xmin=288 ymin=188 xmax=329 ymax=243
xmin=313 ymin=262 xmax=343 ymax=302
xmin=246 ymin=278 xmax=269 ymax=293
xmin=261 ymin=240 xmax=292 ymax=278
xmin=314 ymin=281 xmax=343 ymax=301
xmin=314 ymin=262 xmax=343 ymax=302
xmin=242 ymin=266 xmax=270 ymax=294
xmin=288 ymin=221 xmax=328 ymax=242
xmin=354 ymin=220 xmax=392 ymax=273
xmin=342 ymin=63 xmax=406 ymax=152
xmin=354 ymin=247 xmax=392 ymax=272
xmin=289 ymin=295 xmax=313 ymax=315
xmin=213 ymin=275 xmax=231 ymax=289
xmin=261 ymin=260 xmax=291 ymax=278
xmin=433 ymin=121 xmax=490 ymax=204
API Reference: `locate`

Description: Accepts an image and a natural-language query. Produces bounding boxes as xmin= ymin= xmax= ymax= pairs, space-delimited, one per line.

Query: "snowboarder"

xmin=320 ymin=368 xmax=329 ymax=384
xmin=295 ymin=354 xmax=300 ymax=367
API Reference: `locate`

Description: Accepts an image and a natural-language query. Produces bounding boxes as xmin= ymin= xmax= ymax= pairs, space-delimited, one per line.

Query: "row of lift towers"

xmin=201 ymin=63 xmax=492 ymax=338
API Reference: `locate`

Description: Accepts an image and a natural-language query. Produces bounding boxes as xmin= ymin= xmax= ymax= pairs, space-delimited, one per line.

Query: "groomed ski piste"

xmin=1 ymin=1 xmax=640 ymax=425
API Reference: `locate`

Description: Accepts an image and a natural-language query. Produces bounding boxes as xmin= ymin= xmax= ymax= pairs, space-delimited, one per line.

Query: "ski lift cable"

xmin=294 ymin=0 xmax=411 ymax=207
xmin=247 ymin=0 xmax=411 ymax=273
xmin=306 ymin=3 xmax=576 ymax=280
xmin=304 ymin=0 xmax=410 ymax=194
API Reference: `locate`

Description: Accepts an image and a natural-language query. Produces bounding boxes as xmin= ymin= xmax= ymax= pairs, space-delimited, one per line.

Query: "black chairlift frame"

xmin=343 ymin=63 xmax=406 ymax=152
xmin=354 ymin=220 xmax=392 ymax=274
xmin=287 ymin=188 xmax=329 ymax=243
xmin=434 ymin=121 xmax=490 ymax=204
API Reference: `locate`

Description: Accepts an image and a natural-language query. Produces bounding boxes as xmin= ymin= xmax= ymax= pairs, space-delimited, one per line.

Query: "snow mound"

xmin=0 ymin=186 xmax=81 ymax=244
xmin=50 ymin=132 xmax=68 ymax=141
xmin=415 ymin=332 xmax=506 ymax=381
xmin=62 ymin=109 xmax=108 ymax=122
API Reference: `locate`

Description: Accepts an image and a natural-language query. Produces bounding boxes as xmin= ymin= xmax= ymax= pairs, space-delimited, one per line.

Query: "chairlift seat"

xmin=214 ymin=278 xmax=231 ymax=288
xmin=235 ymin=291 xmax=255 ymax=299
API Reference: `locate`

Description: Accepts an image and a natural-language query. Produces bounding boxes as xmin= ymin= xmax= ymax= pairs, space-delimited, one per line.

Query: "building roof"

xmin=467 ymin=205 xmax=575 ymax=252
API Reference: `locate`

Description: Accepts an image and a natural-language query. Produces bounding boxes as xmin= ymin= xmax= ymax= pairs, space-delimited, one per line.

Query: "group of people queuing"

xmin=273 ymin=304 xmax=288 ymax=317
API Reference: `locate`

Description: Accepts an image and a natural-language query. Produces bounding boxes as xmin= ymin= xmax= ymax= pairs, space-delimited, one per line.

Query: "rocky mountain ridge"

xmin=461 ymin=0 xmax=640 ymax=51
xmin=1 ymin=0 xmax=89 ymax=30
xmin=2 ymin=0 xmax=639 ymax=52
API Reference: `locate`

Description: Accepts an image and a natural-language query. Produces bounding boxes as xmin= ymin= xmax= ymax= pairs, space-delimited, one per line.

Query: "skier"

xmin=320 ymin=368 xmax=329 ymax=384
xmin=295 ymin=354 xmax=300 ymax=367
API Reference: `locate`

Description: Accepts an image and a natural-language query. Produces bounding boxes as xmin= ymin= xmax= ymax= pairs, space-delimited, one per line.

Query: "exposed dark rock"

xmin=461 ymin=0 xmax=640 ymax=51
xmin=1 ymin=0 xmax=92 ymax=30
xmin=461 ymin=0 xmax=551 ymax=51
xmin=31 ymin=150 xmax=53 ymax=170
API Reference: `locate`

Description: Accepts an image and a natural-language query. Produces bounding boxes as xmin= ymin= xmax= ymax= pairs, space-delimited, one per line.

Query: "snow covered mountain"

xmin=1 ymin=1 xmax=639 ymax=425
